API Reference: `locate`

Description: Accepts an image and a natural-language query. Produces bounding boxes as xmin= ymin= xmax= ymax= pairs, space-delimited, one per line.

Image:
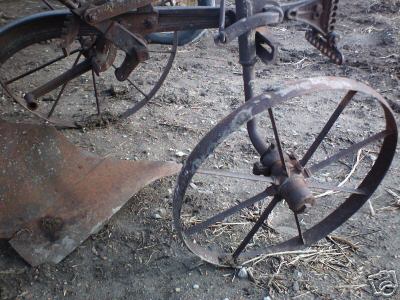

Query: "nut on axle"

xmin=278 ymin=175 xmax=315 ymax=213
xmin=23 ymin=93 xmax=39 ymax=110
xmin=254 ymin=144 xmax=315 ymax=213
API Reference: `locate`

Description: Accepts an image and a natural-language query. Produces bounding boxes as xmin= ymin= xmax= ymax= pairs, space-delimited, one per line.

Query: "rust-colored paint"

xmin=0 ymin=120 xmax=181 ymax=266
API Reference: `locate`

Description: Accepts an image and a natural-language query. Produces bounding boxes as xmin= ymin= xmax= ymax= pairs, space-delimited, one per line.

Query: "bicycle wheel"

xmin=0 ymin=10 xmax=177 ymax=128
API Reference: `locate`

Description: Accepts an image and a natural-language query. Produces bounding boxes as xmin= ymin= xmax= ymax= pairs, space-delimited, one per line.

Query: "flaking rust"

xmin=0 ymin=120 xmax=181 ymax=266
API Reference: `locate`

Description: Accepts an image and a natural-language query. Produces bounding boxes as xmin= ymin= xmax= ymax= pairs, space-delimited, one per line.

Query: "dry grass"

xmin=241 ymin=237 xmax=361 ymax=296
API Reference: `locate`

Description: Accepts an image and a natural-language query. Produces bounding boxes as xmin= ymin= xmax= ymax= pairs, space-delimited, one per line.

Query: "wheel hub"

xmin=253 ymin=144 xmax=315 ymax=213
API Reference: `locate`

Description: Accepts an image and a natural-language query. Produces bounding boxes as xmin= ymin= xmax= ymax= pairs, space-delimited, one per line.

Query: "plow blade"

xmin=0 ymin=120 xmax=180 ymax=266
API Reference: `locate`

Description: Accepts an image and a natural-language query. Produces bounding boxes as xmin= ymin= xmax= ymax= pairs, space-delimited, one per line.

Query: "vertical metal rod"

xmin=268 ymin=108 xmax=289 ymax=176
xmin=235 ymin=0 xmax=268 ymax=156
xmin=300 ymin=90 xmax=357 ymax=166
xmin=48 ymin=51 xmax=82 ymax=118
xmin=42 ymin=0 xmax=55 ymax=10
xmin=92 ymin=70 xmax=101 ymax=116
xmin=5 ymin=49 xmax=82 ymax=85
xmin=219 ymin=0 xmax=226 ymax=31
xmin=294 ymin=212 xmax=305 ymax=244
xmin=232 ymin=196 xmax=279 ymax=259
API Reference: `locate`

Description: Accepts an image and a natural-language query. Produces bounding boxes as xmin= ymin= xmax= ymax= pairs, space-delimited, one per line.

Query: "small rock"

xmin=193 ymin=284 xmax=199 ymax=289
xmin=237 ymin=267 xmax=248 ymax=279
xmin=294 ymin=270 xmax=302 ymax=278
xmin=91 ymin=246 xmax=98 ymax=256
xmin=153 ymin=213 xmax=162 ymax=219
xmin=109 ymin=84 xmax=128 ymax=96
xmin=293 ymin=281 xmax=300 ymax=292
xmin=382 ymin=29 xmax=395 ymax=46
xmin=175 ymin=150 xmax=186 ymax=157
xmin=342 ymin=44 xmax=350 ymax=50
xmin=158 ymin=208 xmax=167 ymax=217
xmin=367 ymin=154 xmax=377 ymax=162
xmin=175 ymin=287 xmax=181 ymax=293
xmin=223 ymin=298 xmax=229 ymax=300
xmin=263 ymin=297 xmax=272 ymax=300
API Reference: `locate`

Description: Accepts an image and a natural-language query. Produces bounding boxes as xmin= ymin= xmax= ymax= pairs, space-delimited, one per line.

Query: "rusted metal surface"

xmin=0 ymin=0 xmax=344 ymax=127
xmin=84 ymin=0 xmax=155 ymax=24
xmin=286 ymin=0 xmax=343 ymax=64
xmin=215 ymin=11 xmax=281 ymax=44
xmin=286 ymin=0 xmax=337 ymax=35
xmin=0 ymin=120 xmax=181 ymax=266
xmin=255 ymin=27 xmax=278 ymax=64
xmin=173 ymin=77 xmax=397 ymax=267
xmin=0 ymin=10 xmax=177 ymax=128
xmin=0 ymin=0 xmax=396 ymax=268
xmin=23 ymin=59 xmax=93 ymax=109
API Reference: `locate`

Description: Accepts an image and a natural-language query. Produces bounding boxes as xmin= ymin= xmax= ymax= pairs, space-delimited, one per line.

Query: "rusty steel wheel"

xmin=173 ymin=77 xmax=397 ymax=267
xmin=0 ymin=11 xmax=177 ymax=128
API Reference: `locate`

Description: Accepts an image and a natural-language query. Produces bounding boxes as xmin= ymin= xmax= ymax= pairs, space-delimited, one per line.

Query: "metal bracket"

xmin=84 ymin=0 xmax=154 ymax=24
xmin=91 ymin=38 xmax=118 ymax=75
xmin=255 ymin=27 xmax=278 ymax=64
xmin=215 ymin=11 xmax=281 ymax=44
xmin=61 ymin=14 xmax=81 ymax=55
xmin=57 ymin=0 xmax=80 ymax=9
xmin=101 ymin=21 xmax=149 ymax=81
xmin=306 ymin=29 xmax=344 ymax=64
xmin=287 ymin=0 xmax=343 ymax=64
xmin=287 ymin=0 xmax=338 ymax=35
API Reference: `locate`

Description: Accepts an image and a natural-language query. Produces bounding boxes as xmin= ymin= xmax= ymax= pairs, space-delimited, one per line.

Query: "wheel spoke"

xmin=308 ymin=130 xmax=388 ymax=174
xmin=184 ymin=186 xmax=276 ymax=235
xmin=294 ymin=212 xmax=305 ymax=244
xmin=197 ymin=168 xmax=276 ymax=184
xmin=268 ymin=108 xmax=290 ymax=176
xmin=232 ymin=195 xmax=280 ymax=259
xmin=119 ymin=32 xmax=178 ymax=119
xmin=92 ymin=69 xmax=101 ymax=115
xmin=48 ymin=51 xmax=82 ymax=118
xmin=42 ymin=0 xmax=55 ymax=10
xmin=127 ymin=77 xmax=149 ymax=99
xmin=5 ymin=48 xmax=82 ymax=85
xmin=300 ymin=91 xmax=357 ymax=166
xmin=197 ymin=168 xmax=365 ymax=194
xmin=111 ymin=64 xmax=149 ymax=100
xmin=148 ymin=50 xmax=174 ymax=54
xmin=22 ymin=59 xmax=93 ymax=102
xmin=306 ymin=181 xmax=366 ymax=195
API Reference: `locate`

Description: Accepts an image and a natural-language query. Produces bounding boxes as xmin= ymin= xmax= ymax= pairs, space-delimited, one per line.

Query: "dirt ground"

xmin=0 ymin=0 xmax=399 ymax=299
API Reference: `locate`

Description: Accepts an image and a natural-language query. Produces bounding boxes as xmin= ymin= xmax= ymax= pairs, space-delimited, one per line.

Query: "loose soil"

xmin=0 ymin=0 xmax=399 ymax=299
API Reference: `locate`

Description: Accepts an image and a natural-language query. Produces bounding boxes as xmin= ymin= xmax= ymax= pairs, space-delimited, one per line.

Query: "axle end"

xmin=23 ymin=93 xmax=38 ymax=111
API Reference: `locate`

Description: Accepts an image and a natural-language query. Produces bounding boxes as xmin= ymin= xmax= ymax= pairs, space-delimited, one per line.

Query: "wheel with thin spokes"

xmin=0 ymin=11 xmax=177 ymax=128
xmin=173 ymin=77 xmax=397 ymax=267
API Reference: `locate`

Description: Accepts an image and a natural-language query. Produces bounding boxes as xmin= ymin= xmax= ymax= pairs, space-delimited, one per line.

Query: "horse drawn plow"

xmin=0 ymin=0 xmax=397 ymax=268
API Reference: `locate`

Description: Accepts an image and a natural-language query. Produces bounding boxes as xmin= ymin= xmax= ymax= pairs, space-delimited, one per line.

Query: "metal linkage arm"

xmin=283 ymin=0 xmax=338 ymax=35
xmin=84 ymin=0 xmax=155 ymax=24
xmin=57 ymin=0 xmax=80 ymax=9
xmin=216 ymin=11 xmax=282 ymax=44
xmin=281 ymin=0 xmax=343 ymax=64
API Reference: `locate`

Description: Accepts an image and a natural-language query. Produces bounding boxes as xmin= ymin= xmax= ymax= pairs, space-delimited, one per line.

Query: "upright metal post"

xmin=235 ymin=0 xmax=268 ymax=155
